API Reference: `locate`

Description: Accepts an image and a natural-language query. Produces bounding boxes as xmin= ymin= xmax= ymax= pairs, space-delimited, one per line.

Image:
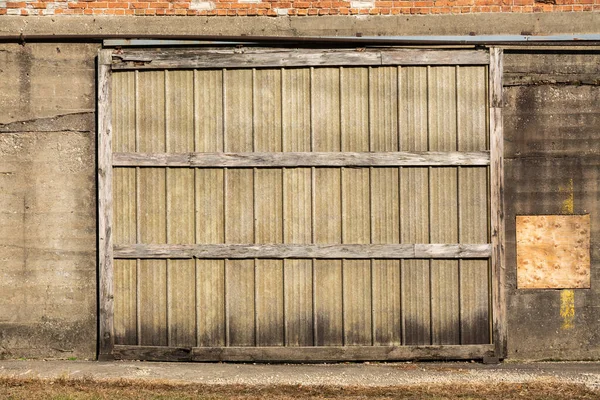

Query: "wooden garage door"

xmin=98 ymin=48 xmax=505 ymax=362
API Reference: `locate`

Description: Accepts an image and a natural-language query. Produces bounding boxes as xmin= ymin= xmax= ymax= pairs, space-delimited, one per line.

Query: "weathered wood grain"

xmin=399 ymin=66 xmax=430 ymax=346
xmin=111 ymin=49 xmax=489 ymax=70
xmin=428 ymin=66 xmax=460 ymax=346
xmin=114 ymin=243 xmax=492 ymax=259
xmin=197 ymin=260 xmax=226 ymax=347
xmin=489 ymin=47 xmax=506 ymax=359
xmin=113 ymin=345 xmax=193 ymax=362
xmin=457 ymin=66 xmax=490 ymax=345
xmin=190 ymin=344 xmax=495 ymax=362
xmin=98 ymin=49 xmax=115 ymax=359
xmin=113 ymin=343 xmax=495 ymax=362
xmin=113 ymin=151 xmax=490 ymax=167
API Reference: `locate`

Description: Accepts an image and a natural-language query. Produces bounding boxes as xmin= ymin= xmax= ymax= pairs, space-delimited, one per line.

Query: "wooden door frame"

xmin=97 ymin=46 xmax=505 ymax=362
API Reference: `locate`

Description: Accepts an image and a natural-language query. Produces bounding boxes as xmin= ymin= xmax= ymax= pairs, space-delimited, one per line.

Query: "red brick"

xmin=6 ymin=2 xmax=26 ymax=7
xmin=87 ymin=2 xmax=109 ymax=7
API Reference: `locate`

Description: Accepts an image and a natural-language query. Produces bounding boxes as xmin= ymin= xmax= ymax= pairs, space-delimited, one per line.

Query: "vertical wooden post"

xmin=489 ymin=47 xmax=506 ymax=360
xmin=98 ymin=49 xmax=115 ymax=360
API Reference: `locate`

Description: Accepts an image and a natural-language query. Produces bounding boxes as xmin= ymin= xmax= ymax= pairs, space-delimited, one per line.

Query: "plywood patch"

xmin=517 ymin=215 xmax=590 ymax=289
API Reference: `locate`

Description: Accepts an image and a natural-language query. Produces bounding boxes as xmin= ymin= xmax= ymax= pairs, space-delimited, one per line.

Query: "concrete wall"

xmin=0 ymin=38 xmax=598 ymax=360
xmin=0 ymin=43 xmax=99 ymax=360
xmin=504 ymin=51 xmax=600 ymax=360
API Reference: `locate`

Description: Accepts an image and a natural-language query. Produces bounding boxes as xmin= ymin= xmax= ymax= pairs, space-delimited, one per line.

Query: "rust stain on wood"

xmin=516 ymin=215 xmax=591 ymax=289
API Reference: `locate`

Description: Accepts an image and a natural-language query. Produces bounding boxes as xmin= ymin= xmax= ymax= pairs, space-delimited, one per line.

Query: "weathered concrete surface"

xmin=0 ymin=360 xmax=599 ymax=390
xmin=0 ymin=43 xmax=98 ymax=360
xmin=504 ymin=51 xmax=600 ymax=360
xmin=0 ymin=43 xmax=98 ymax=125
xmin=0 ymin=13 xmax=599 ymax=37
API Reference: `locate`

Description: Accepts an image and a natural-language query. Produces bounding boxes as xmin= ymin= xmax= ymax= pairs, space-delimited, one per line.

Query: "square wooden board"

xmin=516 ymin=215 xmax=591 ymax=289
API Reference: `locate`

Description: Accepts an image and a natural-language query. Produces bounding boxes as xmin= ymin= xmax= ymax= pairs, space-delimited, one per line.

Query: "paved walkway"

xmin=0 ymin=360 xmax=598 ymax=389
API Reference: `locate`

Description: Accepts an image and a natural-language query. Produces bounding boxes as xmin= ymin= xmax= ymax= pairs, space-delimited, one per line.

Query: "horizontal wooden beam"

xmin=113 ymin=243 xmax=491 ymax=259
xmin=112 ymin=344 xmax=495 ymax=362
xmin=110 ymin=48 xmax=490 ymax=70
xmin=112 ymin=151 xmax=490 ymax=168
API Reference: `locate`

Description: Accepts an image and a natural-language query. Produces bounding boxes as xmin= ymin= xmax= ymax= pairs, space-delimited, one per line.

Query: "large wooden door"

xmin=98 ymin=47 xmax=505 ymax=361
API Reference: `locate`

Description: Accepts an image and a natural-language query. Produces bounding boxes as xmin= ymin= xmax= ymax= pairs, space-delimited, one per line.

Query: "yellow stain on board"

xmin=560 ymin=178 xmax=574 ymax=214
xmin=560 ymin=289 xmax=575 ymax=329
xmin=559 ymin=178 xmax=574 ymax=329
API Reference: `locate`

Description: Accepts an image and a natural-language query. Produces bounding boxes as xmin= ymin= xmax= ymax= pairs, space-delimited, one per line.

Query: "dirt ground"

xmin=1 ymin=377 xmax=599 ymax=400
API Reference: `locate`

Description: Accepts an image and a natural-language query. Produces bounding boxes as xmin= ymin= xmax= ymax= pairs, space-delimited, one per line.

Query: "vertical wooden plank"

xmin=197 ymin=259 xmax=225 ymax=347
xmin=370 ymin=168 xmax=401 ymax=346
xmin=341 ymin=67 xmax=369 ymax=151
xmin=196 ymin=168 xmax=225 ymax=347
xmin=369 ymin=66 xmax=399 ymax=152
xmin=137 ymin=70 xmax=167 ymax=347
xmin=283 ymin=168 xmax=312 ymax=345
xmin=490 ymin=47 xmax=506 ymax=358
xmin=166 ymin=70 xmax=196 ymax=347
xmin=282 ymin=68 xmax=313 ymax=346
xmin=282 ymin=68 xmax=311 ymax=153
xmin=457 ymin=66 xmax=490 ymax=345
xmin=341 ymin=169 xmax=371 ymax=346
xmin=112 ymin=72 xmax=136 ymax=154
xmin=254 ymin=69 xmax=282 ymax=152
xmin=225 ymin=259 xmax=255 ymax=346
xmin=371 ymin=167 xmax=401 ymax=345
xmin=254 ymin=70 xmax=284 ymax=345
xmin=225 ymin=169 xmax=254 ymax=243
xmin=112 ymin=71 xmax=137 ymax=346
xmin=113 ymin=260 xmax=137 ymax=345
xmin=194 ymin=69 xmax=224 ymax=154
xmin=223 ymin=67 xmax=255 ymax=347
xmin=313 ymin=168 xmax=343 ymax=346
xmin=340 ymin=67 xmax=371 ymax=346
xmin=428 ymin=66 xmax=460 ymax=345
xmin=224 ymin=168 xmax=255 ymax=346
xmin=98 ymin=49 xmax=114 ymax=358
xmin=399 ymin=66 xmax=430 ymax=345
xmin=311 ymin=68 xmax=341 ymax=153
xmin=370 ymin=66 xmax=401 ymax=346
xmin=255 ymin=260 xmax=284 ymax=346
xmin=113 ymin=169 xmax=137 ymax=346
xmin=224 ymin=69 xmax=253 ymax=152
xmin=312 ymin=67 xmax=343 ymax=346
xmin=195 ymin=69 xmax=226 ymax=348
xmin=283 ymin=259 xmax=313 ymax=346
xmin=429 ymin=166 xmax=460 ymax=345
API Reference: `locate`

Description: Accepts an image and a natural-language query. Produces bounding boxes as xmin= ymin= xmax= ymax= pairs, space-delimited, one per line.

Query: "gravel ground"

xmin=0 ymin=360 xmax=598 ymax=390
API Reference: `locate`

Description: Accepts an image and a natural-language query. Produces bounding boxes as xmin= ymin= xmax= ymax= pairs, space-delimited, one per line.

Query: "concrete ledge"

xmin=0 ymin=13 xmax=599 ymax=37
xmin=0 ymin=360 xmax=598 ymax=389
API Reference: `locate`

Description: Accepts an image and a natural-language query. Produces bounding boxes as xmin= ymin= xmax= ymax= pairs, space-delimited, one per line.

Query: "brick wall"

xmin=0 ymin=0 xmax=598 ymax=16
